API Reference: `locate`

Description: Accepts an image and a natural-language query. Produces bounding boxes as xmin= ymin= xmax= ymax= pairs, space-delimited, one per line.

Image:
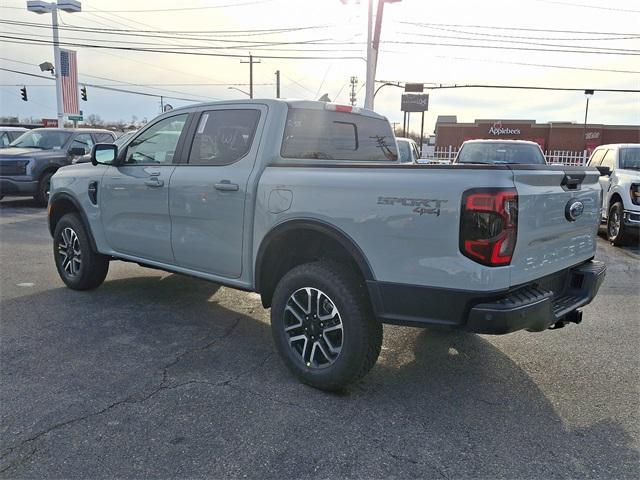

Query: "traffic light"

xmin=81 ymin=86 xmax=87 ymax=101
xmin=20 ymin=86 xmax=27 ymax=101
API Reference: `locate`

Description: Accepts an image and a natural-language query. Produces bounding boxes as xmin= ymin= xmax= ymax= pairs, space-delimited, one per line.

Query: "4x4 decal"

xmin=377 ymin=196 xmax=447 ymax=216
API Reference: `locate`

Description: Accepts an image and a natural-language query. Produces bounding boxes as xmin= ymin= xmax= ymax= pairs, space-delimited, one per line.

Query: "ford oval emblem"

xmin=565 ymin=200 xmax=584 ymax=221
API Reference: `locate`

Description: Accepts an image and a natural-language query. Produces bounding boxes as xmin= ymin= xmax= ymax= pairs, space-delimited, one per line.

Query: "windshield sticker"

xmin=197 ymin=113 xmax=209 ymax=134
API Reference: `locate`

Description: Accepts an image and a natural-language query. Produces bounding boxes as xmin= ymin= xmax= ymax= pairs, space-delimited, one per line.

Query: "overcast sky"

xmin=0 ymin=0 xmax=638 ymax=134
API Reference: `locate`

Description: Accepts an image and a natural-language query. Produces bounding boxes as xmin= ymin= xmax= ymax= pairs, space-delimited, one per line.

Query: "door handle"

xmin=144 ymin=177 xmax=164 ymax=187
xmin=214 ymin=180 xmax=239 ymax=192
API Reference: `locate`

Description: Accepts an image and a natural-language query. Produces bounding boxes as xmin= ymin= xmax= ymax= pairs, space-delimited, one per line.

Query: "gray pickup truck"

xmin=48 ymin=100 xmax=606 ymax=390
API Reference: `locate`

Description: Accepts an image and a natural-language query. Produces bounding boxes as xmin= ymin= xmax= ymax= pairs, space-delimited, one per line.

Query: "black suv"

xmin=0 ymin=128 xmax=116 ymax=206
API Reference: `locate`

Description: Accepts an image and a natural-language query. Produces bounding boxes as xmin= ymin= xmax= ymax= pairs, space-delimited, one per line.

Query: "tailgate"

xmin=509 ymin=166 xmax=601 ymax=286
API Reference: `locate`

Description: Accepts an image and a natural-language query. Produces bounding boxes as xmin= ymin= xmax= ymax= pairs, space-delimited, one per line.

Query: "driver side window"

xmin=125 ymin=114 xmax=188 ymax=165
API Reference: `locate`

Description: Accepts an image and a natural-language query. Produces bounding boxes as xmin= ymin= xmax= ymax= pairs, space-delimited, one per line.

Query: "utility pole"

xmin=240 ymin=54 xmax=261 ymax=99
xmin=364 ymin=0 xmax=401 ymax=111
xmin=275 ymin=70 xmax=280 ymax=98
xmin=349 ymin=76 xmax=358 ymax=106
xmin=27 ymin=0 xmax=82 ymax=128
xmin=364 ymin=0 xmax=374 ymax=110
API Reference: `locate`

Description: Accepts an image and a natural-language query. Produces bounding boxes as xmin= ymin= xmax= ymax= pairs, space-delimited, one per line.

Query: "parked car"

xmin=0 ymin=127 xmax=28 ymax=148
xmin=587 ymin=143 xmax=640 ymax=245
xmin=73 ymin=130 xmax=137 ymax=164
xmin=396 ymin=137 xmax=420 ymax=164
xmin=48 ymin=100 xmax=605 ymax=391
xmin=454 ymin=139 xmax=547 ymax=165
xmin=0 ymin=128 xmax=116 ymax=205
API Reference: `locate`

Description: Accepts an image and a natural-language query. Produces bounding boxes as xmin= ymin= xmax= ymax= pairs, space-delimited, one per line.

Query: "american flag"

xmin=60 ymin=49 xmax=79 ymax=115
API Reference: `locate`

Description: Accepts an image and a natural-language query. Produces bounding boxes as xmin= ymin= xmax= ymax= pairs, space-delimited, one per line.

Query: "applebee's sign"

xmin=488 ymin=121 xmax=521 ymax=136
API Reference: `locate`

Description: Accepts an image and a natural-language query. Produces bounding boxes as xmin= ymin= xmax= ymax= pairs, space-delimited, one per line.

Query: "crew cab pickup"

xmin=48 ymin=100 xmax=606 ymax=390
xmin=587 ymin=144 xmax=640 ymax=246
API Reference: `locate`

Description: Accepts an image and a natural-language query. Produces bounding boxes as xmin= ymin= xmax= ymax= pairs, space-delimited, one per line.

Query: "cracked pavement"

xmin=1 ymin=198 xmax=639 ymax=479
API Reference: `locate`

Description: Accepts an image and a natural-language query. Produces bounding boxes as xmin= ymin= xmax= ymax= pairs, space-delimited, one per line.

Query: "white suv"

xmin=587 ymin=144 xmax=640 ymax=245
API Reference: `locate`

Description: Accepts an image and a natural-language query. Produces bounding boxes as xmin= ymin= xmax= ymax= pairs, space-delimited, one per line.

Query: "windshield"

xmin=457 ymin=142 xmax=546 ymax=165
xmin=619 ymin=147 xmax=640 ymax=170
xmin=9 ymin=130 xmax=71 ymax=150
xmin=397 ymin=140 xmax=411 ymax=163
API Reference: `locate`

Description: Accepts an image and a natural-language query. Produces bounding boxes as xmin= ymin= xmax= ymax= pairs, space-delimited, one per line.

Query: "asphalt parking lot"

xmin=0 ymin=197 xmax=638 ymax=479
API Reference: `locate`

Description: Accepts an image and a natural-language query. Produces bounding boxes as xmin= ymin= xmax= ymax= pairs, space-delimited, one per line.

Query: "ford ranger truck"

xmin=47 ymin=100 xmax=606 ymax=391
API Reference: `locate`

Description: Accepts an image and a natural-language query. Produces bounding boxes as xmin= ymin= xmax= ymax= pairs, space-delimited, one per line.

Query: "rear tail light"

xmin=460 ymin=188 xmax=518 ymax=267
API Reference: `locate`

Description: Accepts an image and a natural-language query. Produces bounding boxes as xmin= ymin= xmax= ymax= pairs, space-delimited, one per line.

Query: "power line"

xmin=409 ymin=24 xmax=640 ymax=42
xmin=396 ymin=32 xmax=640 ymax=53
xmin=399 ymin=21 xmax=640 ymax=37
xmin=533 ymin=0 xmax=640 ymax=13
xmin=378 ymin=81 xmax=640 ymax=93
xmin=428 ymin=54 xmax=640 ymax=75
xmin=0 ymin=36 xmax=366 ymax=60
xmin=0 ymin=0 xmax=276 ymax=12
xmin=83 ymin=0 xmax=275 ymax=13
xmin=0 ymin=67 xmax=210 ymax=102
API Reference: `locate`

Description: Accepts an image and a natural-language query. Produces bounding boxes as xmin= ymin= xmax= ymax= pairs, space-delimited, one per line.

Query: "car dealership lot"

xmin=0 ymin=198 xmax=638 ymax=479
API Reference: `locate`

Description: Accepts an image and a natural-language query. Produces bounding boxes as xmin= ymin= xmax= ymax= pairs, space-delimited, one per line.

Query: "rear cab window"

xmin=281 ymin=108 xmax=397 ymax=161
xmin=457 ymin=142 xmax=546 ymax=165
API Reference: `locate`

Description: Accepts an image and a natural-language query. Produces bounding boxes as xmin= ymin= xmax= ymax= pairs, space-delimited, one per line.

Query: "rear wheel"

xmin=607 ymin=201 xmax=629 ymax=246
xmin=53 ymin=213 xmax=109 ymax=290
xmin=34 ymin=171 xmax=54 ymax=207
xmin=270 ymin=261 xmax=382 ymax=391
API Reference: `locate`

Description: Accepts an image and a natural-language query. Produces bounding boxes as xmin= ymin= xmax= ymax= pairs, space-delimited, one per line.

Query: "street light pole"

xmin=51 ymin=8 xmax=64 ymax=128
xmin=27 ymin=1 xmax=82 ymax=128
xmin=583 ymin=89 xmax=594 ymax=154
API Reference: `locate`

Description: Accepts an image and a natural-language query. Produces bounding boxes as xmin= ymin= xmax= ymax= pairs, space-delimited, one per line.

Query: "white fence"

xmin=420 ymin=146 xmax=588 ymax=166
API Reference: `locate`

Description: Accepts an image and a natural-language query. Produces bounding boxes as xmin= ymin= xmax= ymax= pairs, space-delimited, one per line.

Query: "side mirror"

xmin=69 ymin=146 xmax=86 ymax=156
xmin=596 ymin=166 xmax=611 ymax=177
xmin=91 ymin=143 xmax=118 ymax=166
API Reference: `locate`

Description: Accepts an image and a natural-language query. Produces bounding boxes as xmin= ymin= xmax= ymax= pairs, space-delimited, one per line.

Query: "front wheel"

xmin=270 ymin=261 xmax=382 ymax=391
xmin=34 ymin=171 xmax=54 ymax=207
xmin=53 ymin=213 xmax=109 ymax=290
xmin=607 ymin=201 xmax=629 ymax=246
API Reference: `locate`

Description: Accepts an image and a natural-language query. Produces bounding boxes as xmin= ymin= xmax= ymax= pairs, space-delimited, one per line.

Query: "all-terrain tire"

xmin=270 ymin=260 xmax=382 ymax=391
xmin=53 ymin=213 xmax=109 ymax=290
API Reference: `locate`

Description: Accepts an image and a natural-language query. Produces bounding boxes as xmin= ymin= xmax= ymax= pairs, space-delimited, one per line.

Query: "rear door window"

xmin=588 ymin=149 xmax=606 ymax=166
xmin=188 ymin=109 xmax=261 ymax=166
xmin=281 ymin=108 xmax=397 ymax=161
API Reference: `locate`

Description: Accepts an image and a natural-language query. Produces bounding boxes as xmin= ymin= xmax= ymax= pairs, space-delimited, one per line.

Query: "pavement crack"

xmin=0 ymin=317 xmax=243 ymax=474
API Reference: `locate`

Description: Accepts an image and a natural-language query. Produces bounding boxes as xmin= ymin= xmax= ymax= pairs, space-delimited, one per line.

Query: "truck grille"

xmin=0 ymin=160 xmax=28 ymax=176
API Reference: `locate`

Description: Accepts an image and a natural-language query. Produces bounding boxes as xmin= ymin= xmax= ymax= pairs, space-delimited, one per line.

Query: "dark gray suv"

xmin=0 ymin=128 xmax=116 ymax=205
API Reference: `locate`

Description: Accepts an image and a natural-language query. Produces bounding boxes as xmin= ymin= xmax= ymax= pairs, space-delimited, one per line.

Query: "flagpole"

xmin=51 ymin=7 xmax=64 ymax=128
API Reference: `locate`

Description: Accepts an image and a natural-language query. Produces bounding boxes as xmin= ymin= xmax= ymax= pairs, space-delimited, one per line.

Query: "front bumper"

xmin=0 ymin=177 xmax=38 ymax=196
xmin=623 ymin=209 xmax=640 ymax=228
xmin=466 ymin=261 xmax=606 ymax=334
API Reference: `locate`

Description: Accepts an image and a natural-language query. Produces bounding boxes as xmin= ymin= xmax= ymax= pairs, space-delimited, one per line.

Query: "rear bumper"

xmin=368 ymin=260 xmax=606 ymax=334
xmin=0 ymin=177 xmax=37 ymax=196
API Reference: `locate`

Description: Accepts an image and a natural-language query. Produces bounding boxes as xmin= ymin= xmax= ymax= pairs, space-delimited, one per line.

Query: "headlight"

xmin=631 ymin=183 xmax=640 ymax=206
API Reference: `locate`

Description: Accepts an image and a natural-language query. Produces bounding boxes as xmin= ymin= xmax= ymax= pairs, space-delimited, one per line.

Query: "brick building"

xmin=435 ymin=118 xmax=640 ymax=153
